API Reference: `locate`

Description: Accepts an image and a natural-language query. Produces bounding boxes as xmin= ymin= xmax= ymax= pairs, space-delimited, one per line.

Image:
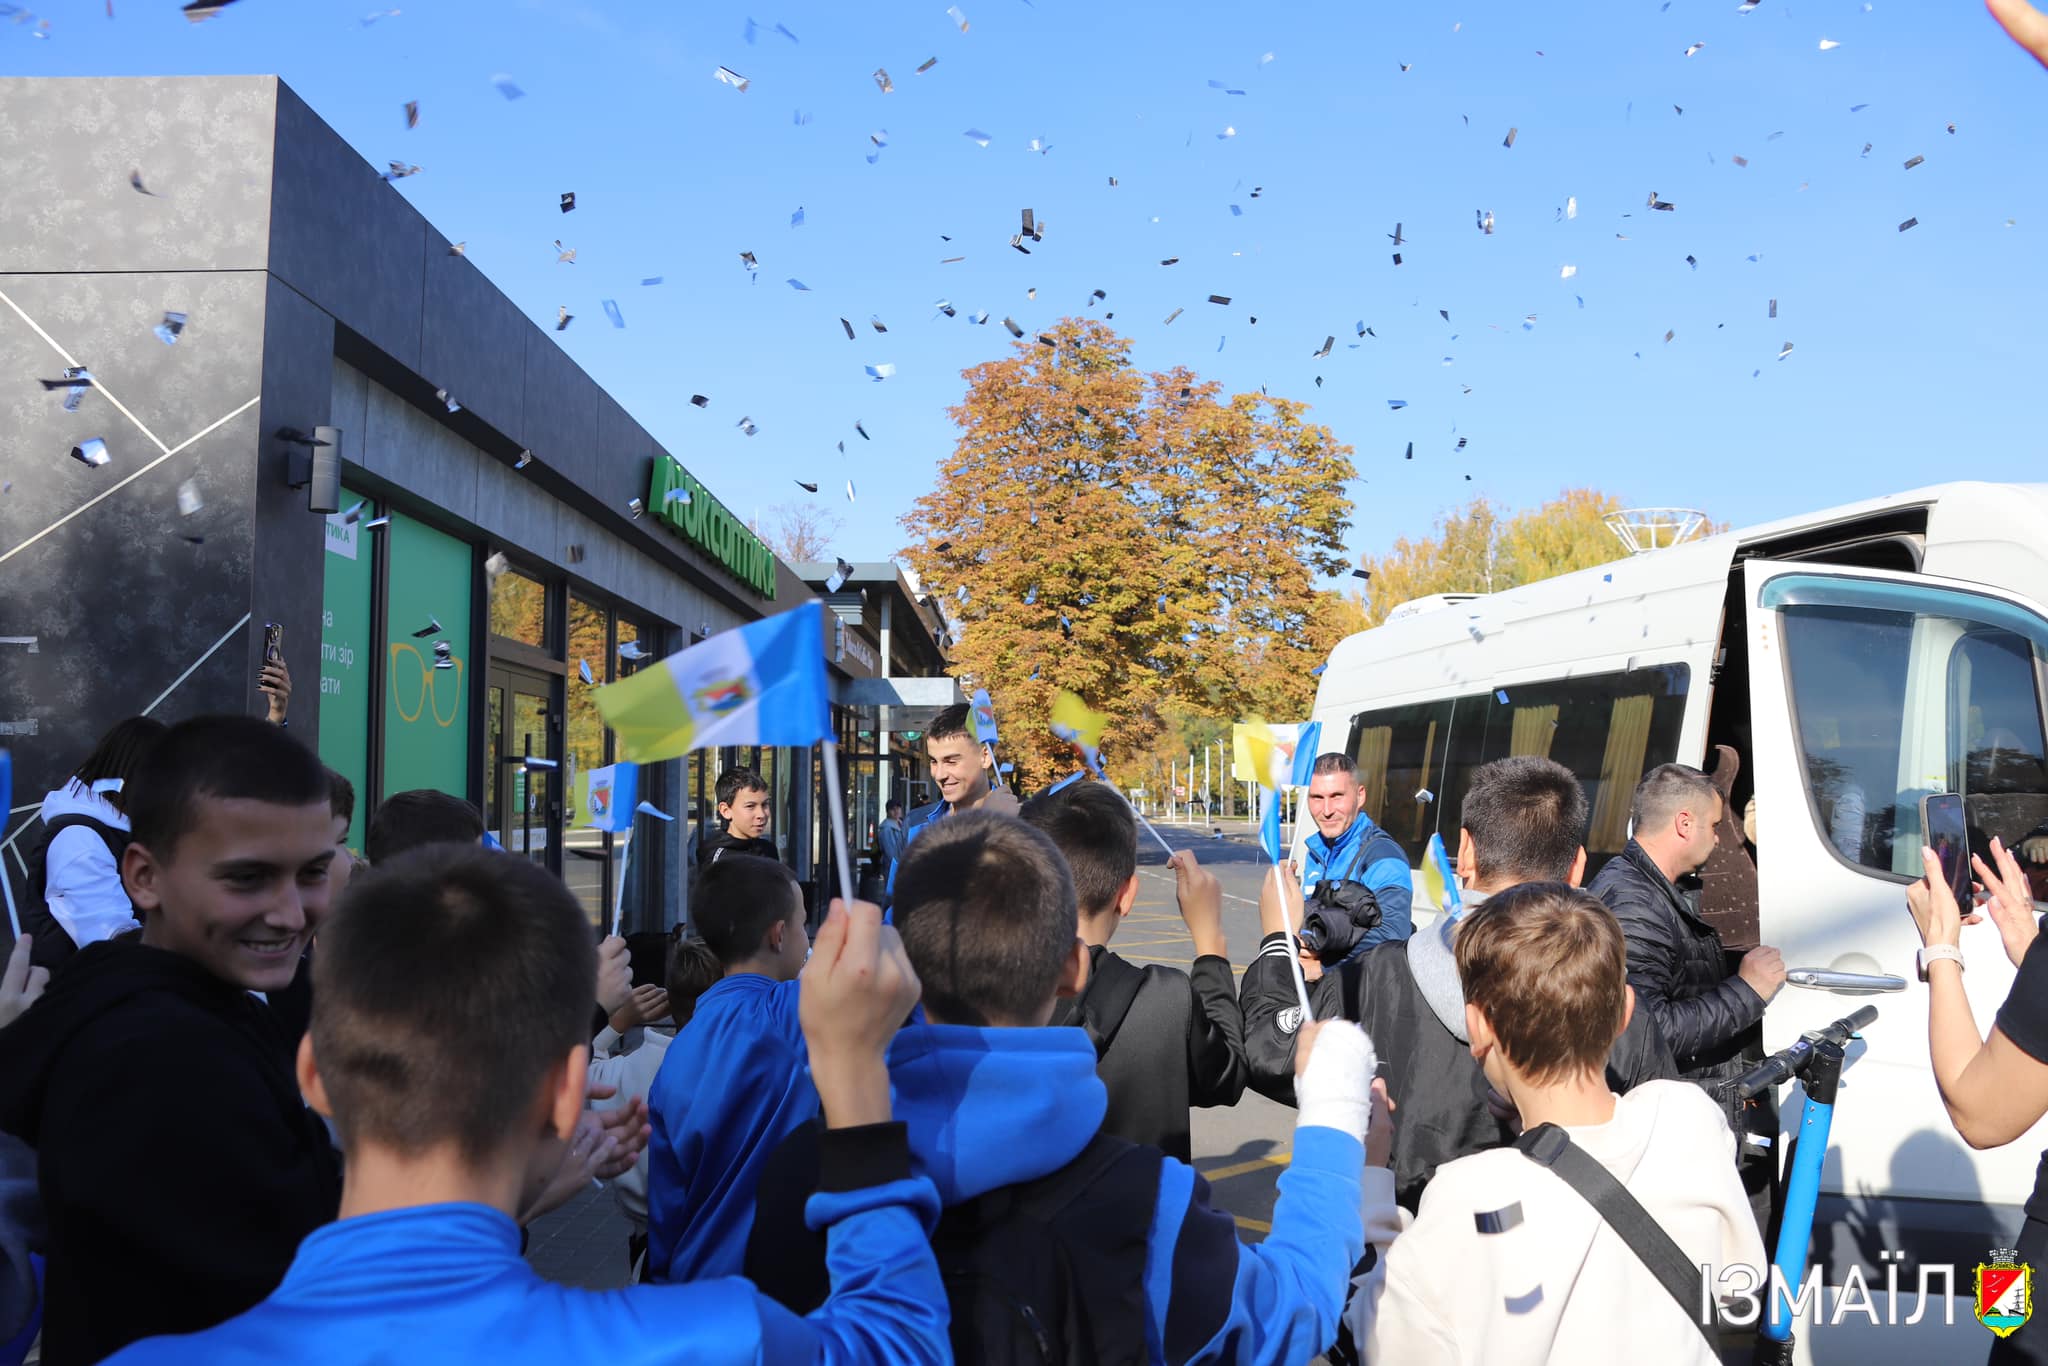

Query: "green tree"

xmin=1355 ymin=488 xmax=1652 ymax=629
xmin=901 ymin=318 xmax=1355 ymax=789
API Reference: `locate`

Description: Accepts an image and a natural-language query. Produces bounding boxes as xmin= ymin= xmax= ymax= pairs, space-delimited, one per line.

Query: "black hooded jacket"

xmin=1047 ymin=945 xmax=1248 ymax=1163
xmin=1587 ymin=839 xmax=1767 ymax=1131
xmin=0 ymin=940 xmax=341 ymax=1365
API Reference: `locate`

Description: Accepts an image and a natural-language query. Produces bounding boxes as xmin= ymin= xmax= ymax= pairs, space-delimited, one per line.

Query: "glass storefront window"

xmin=490 ymin=566 xmax=550 ymax=649
xmin=564 ymin=596 xmax=612 ymax=925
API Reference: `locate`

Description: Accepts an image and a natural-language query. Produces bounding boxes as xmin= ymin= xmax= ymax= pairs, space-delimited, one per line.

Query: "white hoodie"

xmin=36 ymin=781 xmax=139 ymax=948
xmin=1348 ymin=1079 xmax=1765 ymax=1365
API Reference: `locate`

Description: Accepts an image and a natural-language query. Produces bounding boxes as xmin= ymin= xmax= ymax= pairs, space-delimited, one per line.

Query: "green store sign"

xmin=648 ymin=455 xmax=778 ymax=600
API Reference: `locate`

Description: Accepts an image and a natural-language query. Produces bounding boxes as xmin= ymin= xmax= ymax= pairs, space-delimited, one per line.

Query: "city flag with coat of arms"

xmin=592 ymin=601 xmax=832 ymax=764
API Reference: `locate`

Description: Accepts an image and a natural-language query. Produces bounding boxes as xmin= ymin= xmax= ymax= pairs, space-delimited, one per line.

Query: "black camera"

xmin=1298 ymin=880 xmax=1383 ymax=964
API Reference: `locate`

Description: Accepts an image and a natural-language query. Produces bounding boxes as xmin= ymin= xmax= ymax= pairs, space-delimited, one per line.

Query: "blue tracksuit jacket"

xmin=1302 ymin=812 xmax=1414 ymax=957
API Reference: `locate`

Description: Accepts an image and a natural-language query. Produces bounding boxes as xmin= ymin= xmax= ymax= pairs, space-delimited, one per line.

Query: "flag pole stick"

xmin=1123 ymin=793 xmax=1178 ymax=861
xmin=610 ymin=831 xmax=633 ymax=939
xmin=1264 ymin=804 xmax=1315 ymax=1022
xmin=820 ymin=738 xmax=858 ymax=908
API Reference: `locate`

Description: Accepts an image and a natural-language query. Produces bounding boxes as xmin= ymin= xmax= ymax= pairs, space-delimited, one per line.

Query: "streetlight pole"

xmin=1203 ymin=744 xmax=1211 ymax=823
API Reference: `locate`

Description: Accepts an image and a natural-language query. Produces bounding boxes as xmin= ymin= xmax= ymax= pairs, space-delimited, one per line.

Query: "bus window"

xmin=1346 ymin=700 xmax=1452 ymax=865
xmin=1781 ymin=597 xmax=2048 ymax=895
xmin=1465 ymin=667 xmax=1691 ymax=877
xmin=1949 ymin=629 xmax=2048 ymax=905
xmin=1434 ymin=695 xmax=1494 ymax=865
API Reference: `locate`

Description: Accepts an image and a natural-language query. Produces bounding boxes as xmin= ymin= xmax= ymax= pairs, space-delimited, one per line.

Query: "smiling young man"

xmin=884 ymin=704 xmax=1017 ymax=905
xmin=1299 ymin=754 xmax=1413 ymax=963
xmin=0 ymin=716 xmax=345 ymax=1365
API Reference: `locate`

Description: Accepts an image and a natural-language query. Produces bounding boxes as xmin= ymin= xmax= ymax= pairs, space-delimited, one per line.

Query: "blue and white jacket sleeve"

xmin=1352 ymin=829 xmax=1413 ymax=951
xmin=753 ymin=1123 xmax=949 ymax=1366
xmin=1139 ymin=1128 xmax=1363 ymax=1364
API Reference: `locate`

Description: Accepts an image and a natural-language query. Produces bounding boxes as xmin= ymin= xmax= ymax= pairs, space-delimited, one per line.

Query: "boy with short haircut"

xmin=364 ymin=788 xmax=484 ymax=863
xmin=644 ymin=854 xmax=813 ymax=1282
xmin=0 ymin=716 xmax=344 ymax=1364
xmin=1343 ymin=883 xmax=1762 ymax=1363
xmin=106 ymin=844 xmax=951 ymax=1365
xmin=747 ymin=811 xmax=1372 ymax=1365
xmin=703 ymin=767 xmax=778 ymax=864
xmin=1021 ymin=781 xmax=1247 ymax=1161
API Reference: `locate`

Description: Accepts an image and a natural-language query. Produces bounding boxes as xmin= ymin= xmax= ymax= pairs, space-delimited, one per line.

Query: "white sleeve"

xmin=43 ymin=827 xmax=137 ymax=947
xmin=1351 ymin=1168 xmax=1461 ymax=1365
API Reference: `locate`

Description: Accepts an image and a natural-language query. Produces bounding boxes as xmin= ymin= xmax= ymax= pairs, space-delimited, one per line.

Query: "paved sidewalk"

xmin=525 ymin=1185 xmax=636 ymax=1289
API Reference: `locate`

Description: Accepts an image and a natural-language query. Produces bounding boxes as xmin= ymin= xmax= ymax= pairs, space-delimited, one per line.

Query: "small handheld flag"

xmin=968 ymin=688 xmax=1000 ymax=745
xmin=593 ymin=602 xmax=831 ymax=763
xmin=1422 ymin=831 xmax=1462 ymax=915
xmin=1290 ymin=721 xmax=1324 ymax=788
xmin=1050 ymin=690 xmax=1109 ymax=776
xmin=574 ymin=762 xmax=638 ymax=833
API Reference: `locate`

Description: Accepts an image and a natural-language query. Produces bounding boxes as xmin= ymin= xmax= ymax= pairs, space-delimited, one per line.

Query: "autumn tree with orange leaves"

xmin=901 ymin=318 xmax=1356 ymax=790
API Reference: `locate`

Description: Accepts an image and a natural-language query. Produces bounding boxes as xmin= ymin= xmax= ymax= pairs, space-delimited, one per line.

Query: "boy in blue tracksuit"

xmin=1302 ymin=752 xmax=1413 ymax=961
xmin=746 ymin=809 xmax=1376 ymax=1365
xmin=644 ymin=855 xmax=815 ymax=1283
xmin=107 ymin=845 xmax=947 ymax=1366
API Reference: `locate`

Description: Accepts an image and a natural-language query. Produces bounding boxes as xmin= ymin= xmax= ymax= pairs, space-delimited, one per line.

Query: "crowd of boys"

xmin=0 ymin=700 xmax=1814 ymax=1364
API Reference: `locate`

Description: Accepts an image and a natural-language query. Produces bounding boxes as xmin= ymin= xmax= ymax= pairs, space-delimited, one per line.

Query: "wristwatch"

xmin=1918 ymin=944 xmax=1964 ymax=980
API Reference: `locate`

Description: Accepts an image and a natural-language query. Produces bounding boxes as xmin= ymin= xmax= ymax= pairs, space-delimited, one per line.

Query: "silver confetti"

xmin=715 ymin=66 xmax=751 ymax=93
xmin=71 ymin=438 xmax=109 ymax=468
xmin=154 ymin=311 xmax=187 ymax=345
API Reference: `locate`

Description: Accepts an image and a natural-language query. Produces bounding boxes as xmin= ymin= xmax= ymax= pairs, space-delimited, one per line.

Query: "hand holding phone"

xmin=1921 ymin=793 xmax=1972 ymax=908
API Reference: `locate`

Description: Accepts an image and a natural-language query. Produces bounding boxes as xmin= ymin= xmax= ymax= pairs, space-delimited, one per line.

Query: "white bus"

xmin=1308 ymin=482 xmax=2048 ymax=1351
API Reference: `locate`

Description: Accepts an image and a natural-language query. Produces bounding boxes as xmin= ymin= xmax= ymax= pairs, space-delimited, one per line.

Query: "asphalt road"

xmin=1127 ymin=814 xmax=1303 ymax=1242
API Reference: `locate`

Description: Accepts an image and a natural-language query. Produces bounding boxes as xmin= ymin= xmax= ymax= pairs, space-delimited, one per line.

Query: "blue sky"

xmin=11 ymin=0 xmax=2047 ymax=577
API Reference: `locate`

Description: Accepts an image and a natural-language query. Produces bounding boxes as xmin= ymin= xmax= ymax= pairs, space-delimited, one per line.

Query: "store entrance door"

xmin=485 ymin=665 xmax=560 ymax=873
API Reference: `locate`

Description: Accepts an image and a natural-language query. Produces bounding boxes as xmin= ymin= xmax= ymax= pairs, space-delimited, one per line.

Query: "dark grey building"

xmin=0 ymin=75 xmax=943 ymax=938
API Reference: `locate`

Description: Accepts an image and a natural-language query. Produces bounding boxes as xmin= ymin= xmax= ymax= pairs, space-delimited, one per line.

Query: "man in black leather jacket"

xmin=1589 ymin=763 xmax=1787 ymax=1234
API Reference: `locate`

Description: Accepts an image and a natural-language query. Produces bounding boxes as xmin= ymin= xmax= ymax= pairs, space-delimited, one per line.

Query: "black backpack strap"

xmin=1513 ymin=1123 xmax=1717 ymax=1349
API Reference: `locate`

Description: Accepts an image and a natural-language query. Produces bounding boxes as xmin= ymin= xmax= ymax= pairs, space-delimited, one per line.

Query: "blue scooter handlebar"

xmin=1720 ymin=1005 xmax=1879 ymax=1101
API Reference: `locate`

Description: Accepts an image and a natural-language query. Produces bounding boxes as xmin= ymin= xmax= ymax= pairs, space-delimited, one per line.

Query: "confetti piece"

xmin=1904 ymin=155 xmax=1924 ymax=170
xmin=1777 ymin=342 xmax=1794 ymax=361
xmin=555 ymin=305 xmax=572 ymax=332
xmin=865 ymin=362 xmax=896 ymax=381
xmin=1818 ymin=38 xmax=1839 ymax=50
xmin=555 ymin=240 xmax=577 ymax=264
xmin=714 ymin=66 xmax=750 ymax=93
xmin=492 ymin=74 xmax=525 ymax=100
xmin=602 ymin=299 xmax=624 ymax=328
xmin=736 ymin=416 xmax=758 ymax=436
xmin=1769 ymin=299 xmax=1777 ymax=318
xmin=917 ymin=57 xmax=937 ymax=73
xmin=382 ymin=161 xmax=422 ymax=181
xmin=71 ymin=438 xmax=110 ymax=468
xmin=1163 ymin=307 xmax=1183 ymax=325
xmin=963 ymin=128 xmax=990 ymax=146
xmin=947 ymin=4 xmax=967 ymax=31
xmin=515 ymin=450 xmax=533 ymax=469
xmin=1899 ymin=217 xmax=1918 ymax=232
xmin=1684 ymin=41 xmax=1704 ymax=56
xmin=873 ymin=68 xmax=894 ymax=93
xmin=641 ymin=276 xmax=662 ymax=286
xmin=1387 ymin=399 xmax=1408 ymax=410
xmin=790 ymin=205 xmax=805 ymax=228
xmin=787 ymin=278 xmax=810 ymax=291
xmin=404 ymin=100 xmax=419 ymax=129
xmin=1502 ymin=126 xmax=1517 ymax=148
xmin=1560 ymin=264 xmax=1577 ymax=279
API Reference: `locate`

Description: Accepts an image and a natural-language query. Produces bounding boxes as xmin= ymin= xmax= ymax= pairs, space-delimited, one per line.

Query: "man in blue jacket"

xmin=885 ymin=702 xmax=1019 ymax=905
xmin=1300 ymin=753 xmax=1413 ymax=963
xmin=106 ymin=845 xmax=950 ymax=1366
xmin=745 ymin=810 xmax=1371 ymax=1365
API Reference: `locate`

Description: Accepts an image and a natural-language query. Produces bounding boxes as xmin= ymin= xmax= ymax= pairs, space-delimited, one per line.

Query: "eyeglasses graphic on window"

xmin=389 ymin=642 xmax=464 ymax=728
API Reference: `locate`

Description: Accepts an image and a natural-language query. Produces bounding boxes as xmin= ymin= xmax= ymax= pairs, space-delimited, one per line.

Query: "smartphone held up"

xmin=1921 ymin=793 xmax=1972 ymax=907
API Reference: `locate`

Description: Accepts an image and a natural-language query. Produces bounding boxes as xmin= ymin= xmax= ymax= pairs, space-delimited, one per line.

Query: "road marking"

xmin=1138 ymin=866 xmax=1260 ymax=907
xmin=1200 ymin=1151 xmax=1291 ymax=1182
xmin=1233 ymin=1216 xmax=1273 ymax=1234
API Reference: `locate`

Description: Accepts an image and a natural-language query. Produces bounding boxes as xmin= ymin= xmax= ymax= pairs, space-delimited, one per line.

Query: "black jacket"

xmin=1240 ymin=929 xmax=1676 ymax=1213
xmin=0 ymin=941 xmax=341 ymax=1365
xmin=1588 ymin=839 xmax=1766 ymax=1126
xmin=701 ymin=830 xmax=780 ymax=864
xmin=1047 ymin=945 xmax=1248 ymax=1163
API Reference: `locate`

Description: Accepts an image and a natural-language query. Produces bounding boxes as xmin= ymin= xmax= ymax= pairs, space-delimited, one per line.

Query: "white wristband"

xmin=1295 ymin=1020 xmax=1378 ymax=1144
xmin=1918 ymin=944 xmax=1964 ymax=980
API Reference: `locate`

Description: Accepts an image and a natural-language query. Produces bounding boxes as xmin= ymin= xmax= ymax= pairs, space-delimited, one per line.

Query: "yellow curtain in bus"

xmin=1510 ymin=705 xmax=1560 ymax=759
xmin=1590 ymin=695 xmax=1655 ymax=852
xmin=1354 ymin=726 xmax=1392 ymax=823
xmin=1407 ymin=719 xmax=1439 ymax=842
